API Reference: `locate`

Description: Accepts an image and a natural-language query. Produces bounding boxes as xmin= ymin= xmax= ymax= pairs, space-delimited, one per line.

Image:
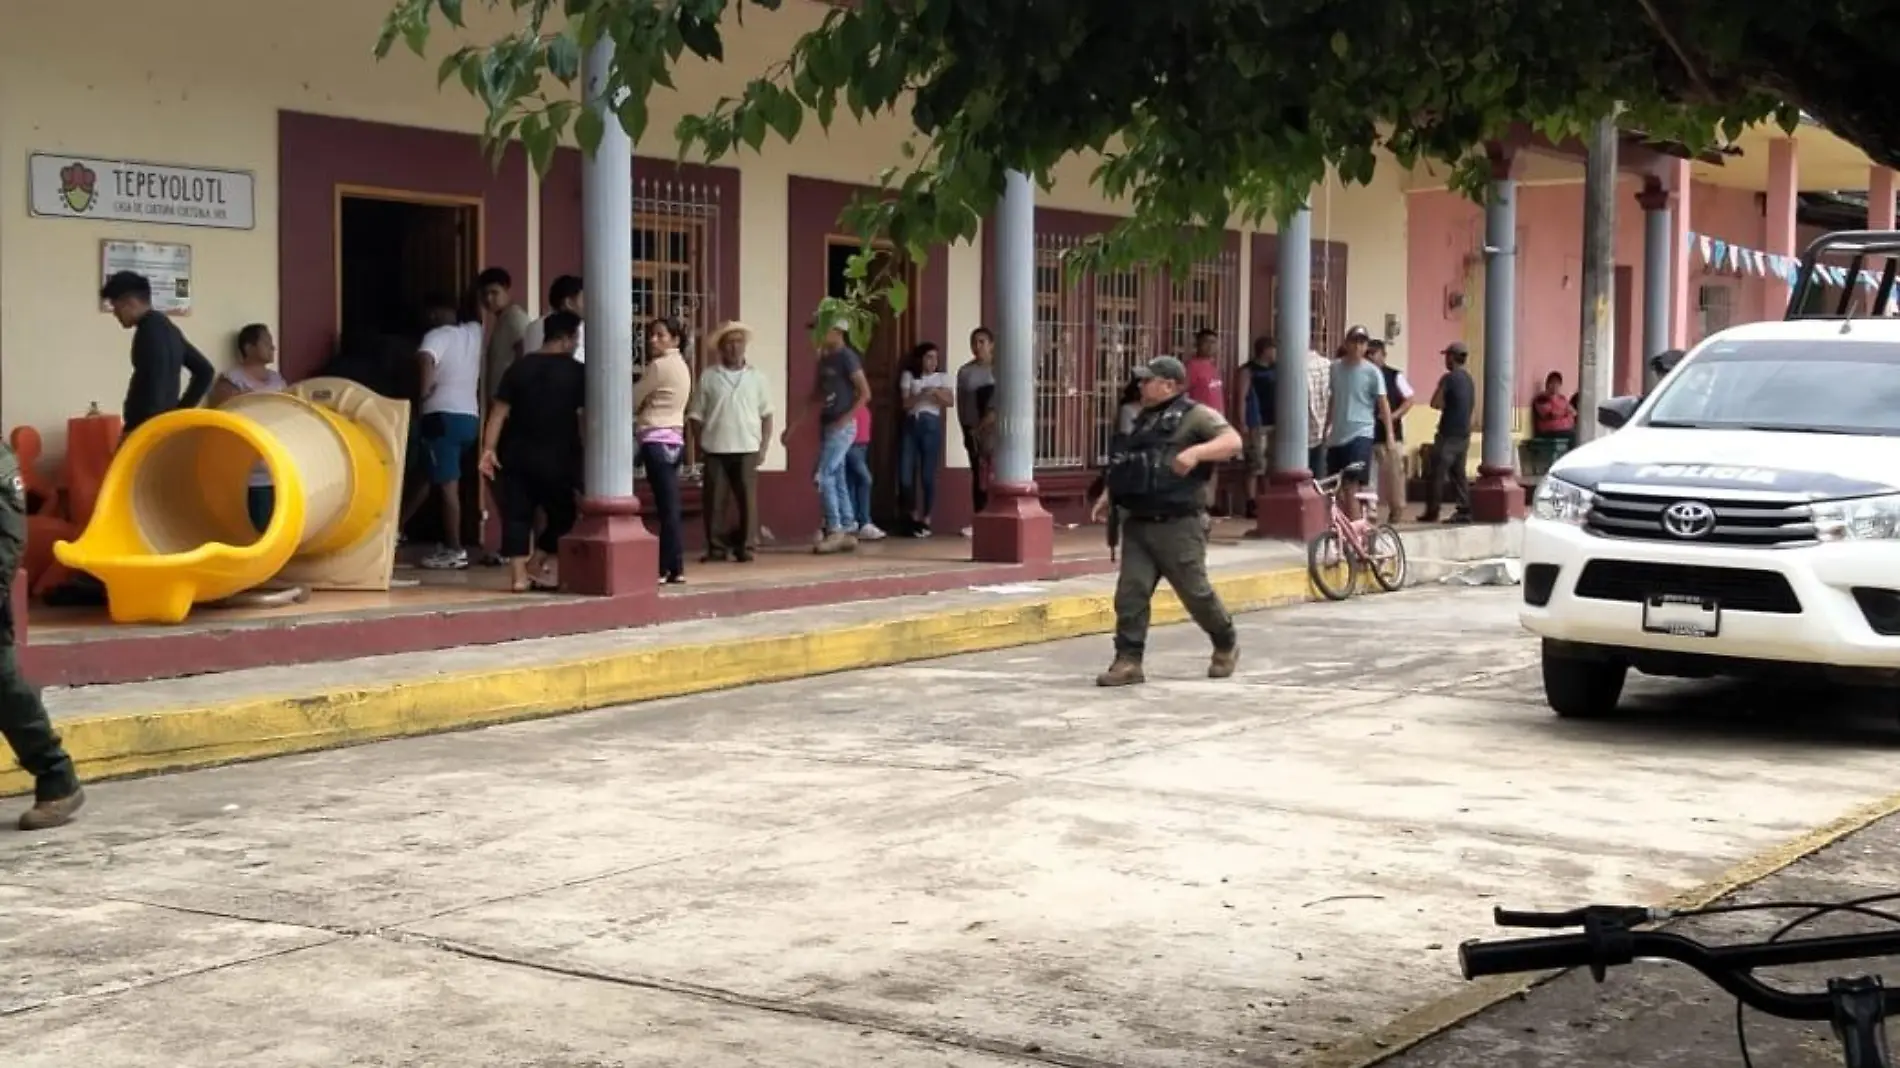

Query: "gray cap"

xmin=1131 ymin=355 xmax=1188 ymax=383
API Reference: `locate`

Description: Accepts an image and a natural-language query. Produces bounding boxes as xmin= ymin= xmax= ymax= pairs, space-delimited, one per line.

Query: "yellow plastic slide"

xmin=54 ymin=378 xmax=410 ymax=625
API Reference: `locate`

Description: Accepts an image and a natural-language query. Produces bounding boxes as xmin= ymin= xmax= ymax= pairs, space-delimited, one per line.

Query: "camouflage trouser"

xmin=1112 ymin=515 xmax=1236 ymax=656
xmin=0 ymin=643 xmax=77 ymax=801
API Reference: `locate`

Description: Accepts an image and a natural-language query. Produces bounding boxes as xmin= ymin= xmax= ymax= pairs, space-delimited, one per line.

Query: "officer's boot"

xmin=18 ymin=783 xmax=84 ymax=831
xmin=1095 ymin=654 xmax=1145 ymax=687
xmin=1208 ymin=645 xmax=1239 ymax=679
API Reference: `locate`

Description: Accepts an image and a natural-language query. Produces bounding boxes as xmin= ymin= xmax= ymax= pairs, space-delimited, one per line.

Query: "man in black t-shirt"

xmin=478 ymin=311 xmax=586 ymax=591
xmin=1422 ymin=342 xmax=1475 ymax=523
xmin=101 ymin=270 xmax=214 ymax=436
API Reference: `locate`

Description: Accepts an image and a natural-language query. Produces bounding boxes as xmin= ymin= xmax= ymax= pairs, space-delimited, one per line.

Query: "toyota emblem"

xmin=1661 ymin=500 xmax=1716 ymax=539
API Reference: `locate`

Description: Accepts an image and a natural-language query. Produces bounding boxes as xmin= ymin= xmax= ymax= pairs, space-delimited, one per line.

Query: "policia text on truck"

xmin=1091 ymin=356 xmax=1245 ymax=686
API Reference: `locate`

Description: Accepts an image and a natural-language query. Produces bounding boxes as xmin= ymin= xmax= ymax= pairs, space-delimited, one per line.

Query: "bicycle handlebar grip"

xmin=1493 ymin=907 xmax=1582 ymax=929
xmin=1460 ymin=935 xmax=1595 ymax=979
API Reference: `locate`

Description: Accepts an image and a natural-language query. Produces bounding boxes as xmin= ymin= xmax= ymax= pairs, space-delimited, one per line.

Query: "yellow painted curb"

xmin=1298 ymin=788 xmax=1900 ymax=1068
xmin=0 ymin=564 xmax=1324 ymax=796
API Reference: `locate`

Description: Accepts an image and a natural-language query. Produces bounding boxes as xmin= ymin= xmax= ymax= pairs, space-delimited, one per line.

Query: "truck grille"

xmin=1574 ymin=560 xmax=1802 ymax=614
xmin=1586 ymin=490 xmax=1816 ymax=547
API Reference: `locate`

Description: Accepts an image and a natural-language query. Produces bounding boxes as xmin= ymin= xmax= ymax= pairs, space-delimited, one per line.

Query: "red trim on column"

xmin=277 ymin=111 xmax=528 ymax=381
xmin=781 ymin=177 xmax=949 ymax=539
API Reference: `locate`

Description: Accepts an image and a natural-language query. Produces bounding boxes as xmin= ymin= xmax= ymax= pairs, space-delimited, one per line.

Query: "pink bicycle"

xmin=1306 ymin=461 xmax=1408 ymax=600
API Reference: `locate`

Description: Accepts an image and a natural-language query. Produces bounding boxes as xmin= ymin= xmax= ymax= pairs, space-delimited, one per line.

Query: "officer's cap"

xmin=1132 ymin=356 xmax=1188 ymax=383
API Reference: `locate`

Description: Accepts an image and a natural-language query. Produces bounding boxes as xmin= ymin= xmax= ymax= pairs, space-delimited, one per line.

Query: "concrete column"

xmin=971 ymin=170 xmax=1054 ymax=565
xmin=1870 ymin=166 xmax=1896 ymax=230
xmin=1470 ymin=155 xmax=1524 ymax=523
xmin=1762 ymin=137 xmax=1799 ymax=320
xmin=1638 ymin=179 xmax=1672 ymax=392
xmin=558 ymin=36 xmax=659 ymax=599
xmin=1667 ymin=159 xmax=1694 ymax=350
xmin=1574 ymin=117 xmax=1617 ymax=445
xmin=1254 ymin=204 xmax=1326 ymax=540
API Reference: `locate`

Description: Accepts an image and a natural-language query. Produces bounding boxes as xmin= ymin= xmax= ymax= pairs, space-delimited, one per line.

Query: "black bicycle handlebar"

xmin=1462 ymin=922 xmax=1900 ymax=1022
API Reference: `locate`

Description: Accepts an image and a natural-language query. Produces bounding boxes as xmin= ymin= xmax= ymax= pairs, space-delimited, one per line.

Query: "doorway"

xmin=337 ymin=191 xmax=481 ymax=343
xmin=335 ymin=188 xmax=484 ymax=546
xmin=826 ymin=239 xmax=919 ymax=529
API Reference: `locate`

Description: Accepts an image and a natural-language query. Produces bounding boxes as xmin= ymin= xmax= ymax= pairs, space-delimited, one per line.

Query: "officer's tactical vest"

xmin=1104 ymin=396 xmax=1208 ymax=517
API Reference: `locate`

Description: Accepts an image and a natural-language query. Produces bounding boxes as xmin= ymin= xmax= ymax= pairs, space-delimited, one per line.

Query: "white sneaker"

xmin=420 ymin=548 xmax=469 ymax=570
xmin=856 ymin=523 xmax=887 ymax=541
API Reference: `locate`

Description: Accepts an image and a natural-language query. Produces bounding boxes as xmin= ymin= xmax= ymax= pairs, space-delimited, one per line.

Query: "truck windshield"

xmin=1641 ymin=339 xmax=1900 ymax=436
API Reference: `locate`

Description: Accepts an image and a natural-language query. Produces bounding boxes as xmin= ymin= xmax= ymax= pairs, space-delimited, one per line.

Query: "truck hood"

xmin=1549 ymin=426 xmax=1900 ymax=499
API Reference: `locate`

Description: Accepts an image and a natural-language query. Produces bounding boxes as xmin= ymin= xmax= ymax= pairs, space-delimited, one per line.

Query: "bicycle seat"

xmin=1341 ymin=461 xmax=1369 ymax=480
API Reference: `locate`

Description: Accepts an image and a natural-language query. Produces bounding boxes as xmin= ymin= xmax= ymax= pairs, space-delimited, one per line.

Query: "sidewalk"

xmin=0 ymin=522 xmax=1521 ymax=797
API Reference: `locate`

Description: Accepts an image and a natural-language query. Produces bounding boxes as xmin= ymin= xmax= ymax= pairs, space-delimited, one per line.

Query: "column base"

xmin=558 ymin=496 xmax=661 ymax=598
xmin=1471 ymin=466 xmax=1527 ymax=524
xmin=1254 ymin=471 xmax=1327 ymax=541
xmin=972 ymin=481 xmax=1055 ymax=564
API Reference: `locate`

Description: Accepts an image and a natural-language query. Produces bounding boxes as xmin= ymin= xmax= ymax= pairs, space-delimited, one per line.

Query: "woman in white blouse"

xmin=898 ymin=342 xmax=954 ymax=537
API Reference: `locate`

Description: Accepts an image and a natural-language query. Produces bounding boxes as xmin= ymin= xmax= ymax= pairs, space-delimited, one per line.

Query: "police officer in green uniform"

xmin=1091 ymin=356 xmax=1245 ymax=686
xmin=0 ymin=443 xmax=85 ymax=830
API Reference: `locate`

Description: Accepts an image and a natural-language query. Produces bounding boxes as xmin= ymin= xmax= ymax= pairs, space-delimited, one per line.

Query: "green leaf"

xmin=575 ymin=106 xmax=606 ymax=156
xmin=766 ymin=86 xmax=803 ymax=141
xmin=885 ymin=277 xmax=910 ymax=317
xmin=547 ymin=32 xmax=582 ymax=81
xmin=738 ymin=104 xmax=767 ymax=151
xmin=1330 ymin=32 xmax=1349 ymax=59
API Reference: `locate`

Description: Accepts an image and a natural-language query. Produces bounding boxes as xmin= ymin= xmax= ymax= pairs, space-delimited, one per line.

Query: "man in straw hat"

xmin=689 ymin=321 xmax=775 ymax=562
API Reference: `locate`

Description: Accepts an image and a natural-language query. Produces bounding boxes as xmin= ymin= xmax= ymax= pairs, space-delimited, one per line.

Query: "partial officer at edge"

xmin=1090 ymin=355 xmax=1245 ymax=687
xmin=0 ymin=442 xmax=85 ymax=830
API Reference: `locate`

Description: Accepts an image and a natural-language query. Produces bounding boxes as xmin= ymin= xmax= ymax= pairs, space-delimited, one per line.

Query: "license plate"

xmin=1642 ymin=594 xmax=1720 ymax=637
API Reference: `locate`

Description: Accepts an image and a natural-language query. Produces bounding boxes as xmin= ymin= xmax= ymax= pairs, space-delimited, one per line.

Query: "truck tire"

xmin=1541 ymin=639 xmax=1627 ymax=719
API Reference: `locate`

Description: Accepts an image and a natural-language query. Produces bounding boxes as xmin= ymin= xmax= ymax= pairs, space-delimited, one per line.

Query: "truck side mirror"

xmin=1598 ymin=395 xmax=1640 ymax=430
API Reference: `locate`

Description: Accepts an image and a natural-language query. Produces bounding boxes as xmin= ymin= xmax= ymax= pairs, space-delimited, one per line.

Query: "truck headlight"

xmin=1811 ymin=493 xmax=1900 ymax=541
xmin=1532 ymin=477 xmax=1595 ymax=526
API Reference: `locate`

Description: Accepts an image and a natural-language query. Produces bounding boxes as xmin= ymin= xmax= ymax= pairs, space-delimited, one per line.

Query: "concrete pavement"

xmin=5 ymin=584 xmax=1900 ymax=1067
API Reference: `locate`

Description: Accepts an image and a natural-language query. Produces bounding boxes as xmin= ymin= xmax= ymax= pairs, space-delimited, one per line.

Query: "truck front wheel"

xmin=1541 ymin=640 xmax=1628 ymax=719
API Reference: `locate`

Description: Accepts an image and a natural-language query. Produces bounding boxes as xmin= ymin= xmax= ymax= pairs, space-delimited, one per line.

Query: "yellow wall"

xmin=0 ymin=0 xmax=1410 ymax=475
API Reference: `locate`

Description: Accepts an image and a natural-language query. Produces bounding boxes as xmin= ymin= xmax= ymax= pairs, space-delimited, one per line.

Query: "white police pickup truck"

xmin=1520 ymin=308 xmax=1900 ymax=718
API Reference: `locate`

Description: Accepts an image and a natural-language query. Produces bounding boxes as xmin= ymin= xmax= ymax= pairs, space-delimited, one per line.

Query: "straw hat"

xmin=706 ymin=320 xmax=751 ymax=349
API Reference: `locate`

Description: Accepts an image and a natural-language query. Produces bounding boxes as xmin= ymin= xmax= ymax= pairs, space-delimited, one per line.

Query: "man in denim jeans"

xmin=783 ymin=320 xmax=871 ymax=553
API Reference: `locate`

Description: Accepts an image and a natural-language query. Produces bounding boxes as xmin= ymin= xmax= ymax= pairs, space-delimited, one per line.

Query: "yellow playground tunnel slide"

xmin=53 ymin=378 xmax=410 ymax=625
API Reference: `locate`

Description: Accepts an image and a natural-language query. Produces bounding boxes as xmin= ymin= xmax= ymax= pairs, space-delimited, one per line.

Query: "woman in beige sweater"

xmin=635 ymin=316 xmax=693 ymax=583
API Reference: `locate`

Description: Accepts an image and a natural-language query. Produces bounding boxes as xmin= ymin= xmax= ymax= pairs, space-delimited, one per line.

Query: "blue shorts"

xmin=1325 ymin=436 xmax=1374 ymax=482
xmin=421 ymin=412 xmax=479 ymax=485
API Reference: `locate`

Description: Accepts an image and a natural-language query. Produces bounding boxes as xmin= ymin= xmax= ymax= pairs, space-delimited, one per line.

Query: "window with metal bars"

xmin=631 ymin=178 xmax=722 ymax=477
xmin=1029 ymin=234 xmax=1239 ymax=470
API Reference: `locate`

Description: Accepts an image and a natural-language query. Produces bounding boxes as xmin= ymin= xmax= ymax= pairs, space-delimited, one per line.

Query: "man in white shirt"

xmin=522 ymin=274 xmax=585 ymax=364
xmin=402 ymin=295 xmax=485 ymax=570
xmin=688 ymin=321 xmax=774 ymax=562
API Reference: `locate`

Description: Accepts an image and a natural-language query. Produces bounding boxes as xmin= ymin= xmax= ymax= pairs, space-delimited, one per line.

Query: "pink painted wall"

xmin=1405 ymin=177 xmax=1771 ymax=405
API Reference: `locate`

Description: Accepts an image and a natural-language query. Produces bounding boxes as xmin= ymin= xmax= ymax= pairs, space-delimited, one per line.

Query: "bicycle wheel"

xmin=1367 ymin=524 xmax=1408 ymax=592
xmin=1307 ymin=529 xmax=1358 ymax=600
